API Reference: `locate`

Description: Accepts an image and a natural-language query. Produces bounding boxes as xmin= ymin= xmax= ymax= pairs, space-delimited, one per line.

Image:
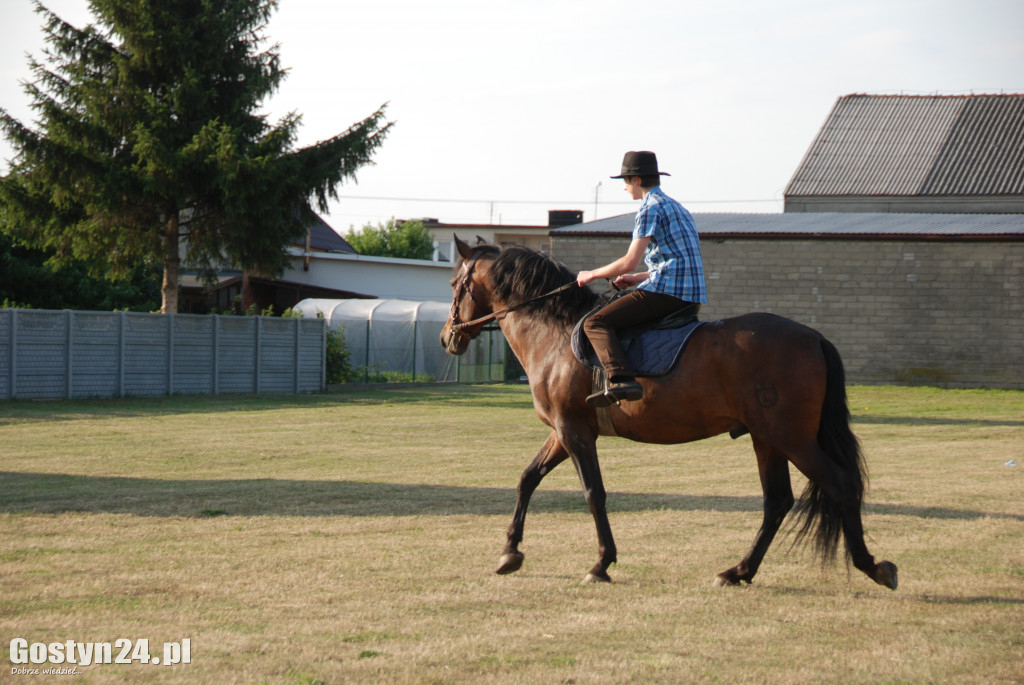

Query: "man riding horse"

xmin=576 ymin=151 xmax=706 ymax=407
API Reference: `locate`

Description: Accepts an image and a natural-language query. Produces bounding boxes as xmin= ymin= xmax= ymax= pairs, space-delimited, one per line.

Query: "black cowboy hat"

xmin=611 ymin=150 xmax=671 ymax=179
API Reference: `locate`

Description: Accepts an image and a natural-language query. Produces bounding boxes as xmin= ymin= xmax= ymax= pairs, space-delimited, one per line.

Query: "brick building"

xmin=551 ymin=213 xmax=1023 ymax=389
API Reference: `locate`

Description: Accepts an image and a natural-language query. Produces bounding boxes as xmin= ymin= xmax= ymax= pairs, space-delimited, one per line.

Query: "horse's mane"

xmin=482 ymin=245 xmax=600 ymax=324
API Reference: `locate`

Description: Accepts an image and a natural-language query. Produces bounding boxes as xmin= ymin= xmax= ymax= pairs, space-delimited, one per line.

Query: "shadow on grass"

xmin=0 ymin=472 xmax=754 ymax=517
xmin=0 ymin=386 xmax=535 ymax=423
xmin=913 ymin=593 xmax=1024 ymax=606
xmin=854 ymin=415 xmax=1024 ymax=427
xmin=768 ymin=586 xmax=1024 ymax=606
xmin=2 ymin=472 xmax=1021 ymax=522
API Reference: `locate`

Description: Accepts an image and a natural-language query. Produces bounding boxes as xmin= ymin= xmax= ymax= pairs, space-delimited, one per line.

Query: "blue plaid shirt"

xmin=633 ymin=187 xmax=707 ymax=303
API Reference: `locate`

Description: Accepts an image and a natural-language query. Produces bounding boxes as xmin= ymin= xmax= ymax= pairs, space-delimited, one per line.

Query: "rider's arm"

xmin=576 ymin=237 xmax=650 ymax=287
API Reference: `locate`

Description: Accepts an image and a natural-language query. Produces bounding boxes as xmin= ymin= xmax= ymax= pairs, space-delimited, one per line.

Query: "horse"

xmin=440 ymin=235 xmax=898 ymax=590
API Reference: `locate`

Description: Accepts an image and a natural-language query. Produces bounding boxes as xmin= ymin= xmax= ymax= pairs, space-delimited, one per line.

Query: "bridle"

xmin=449 ymin=250 xmax=577 ymax=333
xmin=448 ymin=252 xmax=484 ymax=333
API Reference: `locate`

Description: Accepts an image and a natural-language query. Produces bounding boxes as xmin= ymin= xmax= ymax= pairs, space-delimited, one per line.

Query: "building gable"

xmin=785 ymin=94 xmax=1024 ymax=213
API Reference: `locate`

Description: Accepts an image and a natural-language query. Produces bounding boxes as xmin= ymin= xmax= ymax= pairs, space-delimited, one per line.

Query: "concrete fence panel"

xmin=0 ymin=309 xmax=326 ymax=400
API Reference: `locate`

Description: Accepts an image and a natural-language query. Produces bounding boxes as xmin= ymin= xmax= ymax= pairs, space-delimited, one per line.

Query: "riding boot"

xmin=583 ymin=290 xmax=693 ymax=408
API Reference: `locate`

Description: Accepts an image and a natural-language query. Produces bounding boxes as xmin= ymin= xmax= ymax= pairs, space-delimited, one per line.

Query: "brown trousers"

xmin=583 ymin=289 xmax=700 ymax=380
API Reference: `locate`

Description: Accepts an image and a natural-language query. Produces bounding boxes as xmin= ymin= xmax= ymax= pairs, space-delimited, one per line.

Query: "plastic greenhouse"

xmin=293 ymin=299 xmax=508 ymax=383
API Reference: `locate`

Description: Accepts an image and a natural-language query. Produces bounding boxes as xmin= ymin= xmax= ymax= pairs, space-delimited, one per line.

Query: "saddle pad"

xmin=572 ymin=318 xmax=707 ymax=378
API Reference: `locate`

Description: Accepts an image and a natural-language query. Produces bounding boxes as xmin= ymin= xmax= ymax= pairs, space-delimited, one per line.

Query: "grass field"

xmin=1 ymin=384 xmax=1022 ymax=684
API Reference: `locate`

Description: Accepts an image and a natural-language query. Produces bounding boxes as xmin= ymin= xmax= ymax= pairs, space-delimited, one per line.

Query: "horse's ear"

xmin=454 ymin=234 xmax=475 ymax=260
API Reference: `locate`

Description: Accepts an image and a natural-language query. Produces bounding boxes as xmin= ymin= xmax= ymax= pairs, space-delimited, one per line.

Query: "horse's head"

xmin=440 ymin=235 xmax=499 ymax=355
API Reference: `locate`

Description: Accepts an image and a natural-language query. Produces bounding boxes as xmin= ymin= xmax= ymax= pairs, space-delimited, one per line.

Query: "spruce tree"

xmin=0 ymin=0 xmax=391 ymax=313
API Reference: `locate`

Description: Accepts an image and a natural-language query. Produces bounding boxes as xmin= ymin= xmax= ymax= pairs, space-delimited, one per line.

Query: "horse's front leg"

xmin=497 ymin=430 xmax=569 ymax=575
xmin=561 ymin=429 xmax=616 ymax=583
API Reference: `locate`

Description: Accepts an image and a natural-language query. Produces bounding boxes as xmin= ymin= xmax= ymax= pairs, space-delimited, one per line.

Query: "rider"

xmin=576 ymin=151 xmax=707 ymax=407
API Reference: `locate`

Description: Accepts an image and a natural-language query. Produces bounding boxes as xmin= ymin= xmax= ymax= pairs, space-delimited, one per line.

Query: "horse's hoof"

xmin=583 ymin=570 xmax=612 ymax=584
xmin=713 ymin=570 xmax=743 ymax=587
xmin=496 ymin=552 xmax=525 ymax=575
xmin=874 ymin=560 xmax=898 ymax=590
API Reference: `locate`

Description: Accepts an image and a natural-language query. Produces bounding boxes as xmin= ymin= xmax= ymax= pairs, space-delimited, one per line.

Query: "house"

xmin=785 ymin=94 xmax=1024 ymax=213
xmin=415 ymin=210 xmax=584 ymax=262
xmin=179 ymin=213 xmax=372 ymax=314
xmin=182 ymin=209 xmax=591 ymax=313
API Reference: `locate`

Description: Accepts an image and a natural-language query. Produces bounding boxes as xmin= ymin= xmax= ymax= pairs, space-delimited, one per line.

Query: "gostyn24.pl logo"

xmin=10 ymin=638 xmax=191 ymax=673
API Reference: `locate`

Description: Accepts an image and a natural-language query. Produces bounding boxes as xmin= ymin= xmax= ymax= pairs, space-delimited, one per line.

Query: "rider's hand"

xmin=576 ymin=270 xmax=595 ymax=287
xmin=613 ymin=273 xmax=644 ymax=288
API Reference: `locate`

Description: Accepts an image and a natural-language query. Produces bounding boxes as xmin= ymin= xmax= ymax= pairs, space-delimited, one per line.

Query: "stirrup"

xmin=586 ymin=380 xmax=643 ymax=408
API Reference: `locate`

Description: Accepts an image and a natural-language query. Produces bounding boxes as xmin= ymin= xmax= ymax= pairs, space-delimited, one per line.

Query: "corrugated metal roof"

xmin=552 ymin=211 xmax=1024 ymax=238
xmin=786 ymin=94 xmax=1024 ymax=198
xmin=922 ymin=96 xmax=1024 ymax=195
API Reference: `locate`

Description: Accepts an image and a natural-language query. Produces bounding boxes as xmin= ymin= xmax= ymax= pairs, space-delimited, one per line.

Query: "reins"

xmin=450 ymin=250 xmax=578 ymax=332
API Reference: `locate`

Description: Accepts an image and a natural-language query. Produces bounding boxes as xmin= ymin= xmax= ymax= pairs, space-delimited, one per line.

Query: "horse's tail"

xmin=792 ymin=336 xmax=867 ymax=564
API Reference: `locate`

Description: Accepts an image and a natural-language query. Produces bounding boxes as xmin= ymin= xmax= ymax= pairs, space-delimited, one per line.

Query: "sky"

xmin=1 ymin=0 xmax=1023 ymax=234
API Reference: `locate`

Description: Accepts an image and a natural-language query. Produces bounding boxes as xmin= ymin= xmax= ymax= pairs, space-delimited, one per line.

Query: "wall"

xmin=0 ymin=310 xmax=326 ymax=400
xmin=552 ymin=236 xmax=1024 ymax=389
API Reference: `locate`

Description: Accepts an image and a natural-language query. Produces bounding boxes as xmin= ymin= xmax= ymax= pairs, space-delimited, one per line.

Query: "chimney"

xmin=548 ymin=210 xmax=584 ymax=227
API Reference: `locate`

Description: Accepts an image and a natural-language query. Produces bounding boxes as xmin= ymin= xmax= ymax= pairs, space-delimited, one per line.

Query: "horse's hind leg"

xmin=787 ymin=442 xmax=898 ymax=590
xmin=497 ymin=431 xmax=569 ymax=575
xmin=715 ymin=439 xmax=794 ymax=587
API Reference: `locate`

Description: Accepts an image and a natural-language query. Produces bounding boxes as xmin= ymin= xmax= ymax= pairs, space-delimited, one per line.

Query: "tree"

xmin=0 ymin=230 xmax=160 ymax=311
xmin=345 ymin=219 xmax=434 ymax=260
xmin=0 ymin=0 xmax=391 ymax=313
xmin=1 ymin=202 xmax=159 ymax=310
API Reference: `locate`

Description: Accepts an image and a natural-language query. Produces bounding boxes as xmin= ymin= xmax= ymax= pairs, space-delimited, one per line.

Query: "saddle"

xmin=570 ymin=294 xmax=706 ymax=378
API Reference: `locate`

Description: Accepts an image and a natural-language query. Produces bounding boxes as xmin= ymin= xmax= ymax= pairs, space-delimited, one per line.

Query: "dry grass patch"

xmin=1 ymin=384 xmax=1022 ymax=683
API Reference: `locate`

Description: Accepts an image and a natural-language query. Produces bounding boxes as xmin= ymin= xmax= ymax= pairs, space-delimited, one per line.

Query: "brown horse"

xmin=440 ymin=236 xmax=898 ymax=590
